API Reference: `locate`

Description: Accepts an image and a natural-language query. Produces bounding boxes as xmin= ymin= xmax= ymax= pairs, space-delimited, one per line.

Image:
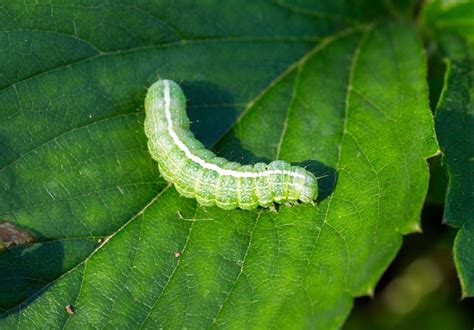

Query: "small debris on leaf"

xmin=174 ymin=251 xmax=181 ymax=258
xmin=65 ymin=304 xmax=75 ymax=315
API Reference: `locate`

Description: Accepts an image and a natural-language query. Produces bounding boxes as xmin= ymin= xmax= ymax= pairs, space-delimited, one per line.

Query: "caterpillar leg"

xmin=282 ymin=201 xmax=298 ymax=208
xmin=268 ymin=204 xmax=278 ymax=213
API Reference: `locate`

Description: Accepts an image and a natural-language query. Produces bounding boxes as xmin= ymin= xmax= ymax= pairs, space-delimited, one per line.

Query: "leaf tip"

xmin=365 ymin=287 xmax=375 ymax=298
xmin=411 ymin=223 xmax=423 ymax=234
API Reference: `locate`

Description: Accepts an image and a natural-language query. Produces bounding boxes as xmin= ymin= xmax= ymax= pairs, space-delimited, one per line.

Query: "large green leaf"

xmin=0 ymin=1 xmax=437 ymax=328
xmin=422 ymin=0 xmax=474 ymax=297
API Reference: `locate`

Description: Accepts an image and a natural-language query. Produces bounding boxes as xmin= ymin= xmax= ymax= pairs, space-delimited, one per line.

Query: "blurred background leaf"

xmin=345 ymin=204 xmax=474 ymax=329
xmin=422 ymin=0 xmax=474 ymax=298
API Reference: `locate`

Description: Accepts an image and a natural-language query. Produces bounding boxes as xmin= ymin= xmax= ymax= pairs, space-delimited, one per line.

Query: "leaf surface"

xmin=0 ymin=1 xmax=437 ymax=327
xmin=423 ymin=0 xmax=474 ymax=297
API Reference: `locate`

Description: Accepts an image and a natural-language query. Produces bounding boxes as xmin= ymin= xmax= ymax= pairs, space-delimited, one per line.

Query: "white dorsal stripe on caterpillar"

xmin=144 ymin=79 xmax=318 ymax=210
xmin=162 ymin=81 xmax=306 ymax=179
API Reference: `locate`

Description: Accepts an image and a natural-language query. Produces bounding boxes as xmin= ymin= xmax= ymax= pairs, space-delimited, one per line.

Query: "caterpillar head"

xmin=299 ymin=172 xmax=318 ymax=204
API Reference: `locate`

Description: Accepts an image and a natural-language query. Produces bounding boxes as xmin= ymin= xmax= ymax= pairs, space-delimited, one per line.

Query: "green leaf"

xmin=435 ymin=60 xmax=474 ymax=297
xmin=422 ymin=0 xmax=474 ymax=297
xmin=0 ymin=1 xmax=437 ymax=328
xmin=421 ymin=0 xmax=474 ymax=58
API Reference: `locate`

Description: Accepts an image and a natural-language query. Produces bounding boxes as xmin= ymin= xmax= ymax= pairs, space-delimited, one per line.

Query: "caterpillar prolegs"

xmin=144 ymin=80 xmax=318 ymax=210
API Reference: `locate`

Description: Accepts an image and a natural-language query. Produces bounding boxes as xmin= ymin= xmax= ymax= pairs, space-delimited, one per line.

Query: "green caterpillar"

xmin=144 ymin=80 xmax=318 ymax=210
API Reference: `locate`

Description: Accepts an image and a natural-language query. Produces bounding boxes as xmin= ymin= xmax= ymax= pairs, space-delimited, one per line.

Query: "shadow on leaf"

xmin=0 ymin=225 xmax=63 ymax=313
